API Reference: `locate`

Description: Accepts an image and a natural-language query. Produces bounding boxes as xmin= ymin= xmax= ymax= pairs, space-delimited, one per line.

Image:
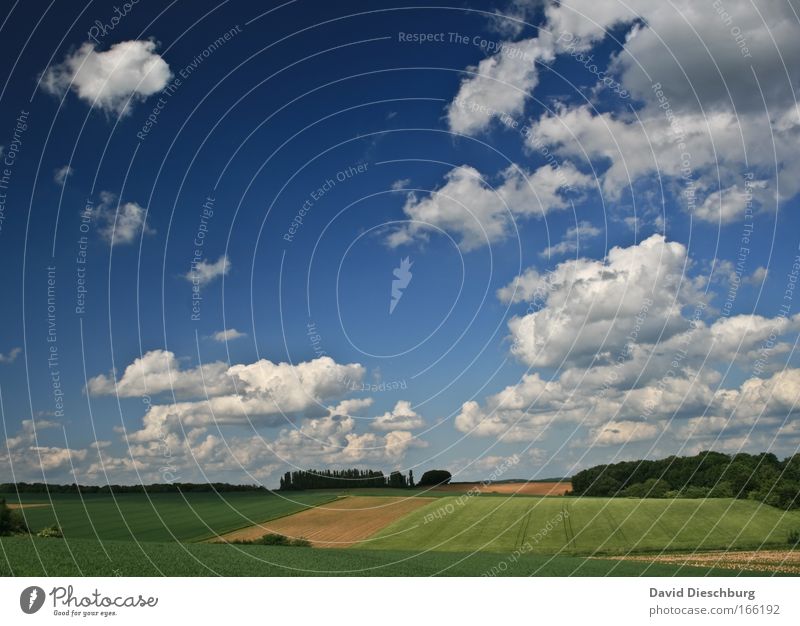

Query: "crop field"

xmin=362 ymin=496 xmax=800 ymax=555
xmin=610 ymin=550 xmax=800 ymax=575
xmin=3 ymin=492 xmax=799 ymax=576
xmin=5 ymin=503 xmax=49 ymax=509
xmin=0 ymin=492 xmax=338 ymax=542
xmin=216 ymin=496 xmax=433 ymax=547
xmin=0 ymin=536 xmax=749 ymax=577
xmin=433 ymin=481 xmax=571 ymax=496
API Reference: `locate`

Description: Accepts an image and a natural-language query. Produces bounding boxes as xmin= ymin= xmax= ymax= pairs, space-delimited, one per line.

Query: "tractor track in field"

xmin=562 ymin=504 xmax=576 ymax=551
xmin=515 ymin=508 xmax=533 ymax=548
xmin=602 ymin=508 xmax=630 ymax=552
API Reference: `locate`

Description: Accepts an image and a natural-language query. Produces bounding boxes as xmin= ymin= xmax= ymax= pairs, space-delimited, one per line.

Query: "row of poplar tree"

xmin=279 ymin=468 xmax=415 ymax=490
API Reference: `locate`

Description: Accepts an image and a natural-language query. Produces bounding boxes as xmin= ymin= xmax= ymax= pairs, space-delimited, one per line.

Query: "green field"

xmin=3 ymin=492 xmax=799 ymax=576
xmin=363 ymin=496 xmax=800 ymax=555
xmin=0 ymin=536 xmax=747 ymax=577
xmin=0 ymin=492 xmax=338 ymax=542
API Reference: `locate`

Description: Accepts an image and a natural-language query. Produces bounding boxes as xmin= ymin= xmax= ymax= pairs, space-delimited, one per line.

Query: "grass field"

xmin=0 ymin=536 xmax=751 ymax=577
xmin=363 ymin=496 xmax=800 ymax=555
xmin=0 ymin=492 xmax=339 ymax=542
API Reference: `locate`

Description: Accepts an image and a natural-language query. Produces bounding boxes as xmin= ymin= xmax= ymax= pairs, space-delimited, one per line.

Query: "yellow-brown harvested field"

xmin=609 ymin=550 xmax=800 ymax=574
xmin=6 ymin=503 xmax=49 ymax=510
xmin=432 ymin=481 xmax=571 ymax=496
xmin=215 ymin=496 xmax=434 ymax=547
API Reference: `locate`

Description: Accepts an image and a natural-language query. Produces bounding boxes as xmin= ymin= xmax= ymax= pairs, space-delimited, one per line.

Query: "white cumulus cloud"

xmin=89 ymin=352 xmax=366 ymax=442
xmin=42 ymin=40 xmax=171 ymax=115
xmin=372 ymin=400 xmax=425 ymax=431
xmin=447 ymin=36 xmax=555 ymax=135
xmin=503 ymin=234 xmax=701 ymax=367
xmin=388 ymin=162 xmax=591 ymax=250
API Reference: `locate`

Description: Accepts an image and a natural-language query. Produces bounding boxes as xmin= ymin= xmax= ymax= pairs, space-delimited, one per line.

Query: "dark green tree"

xmin=621 ymin=478 xmax=670 ymax=498
xmin=0 ymin=498 xmax=29 ymax=536
xmin=388 ymin=471 xmax=406 ymax=488
xmin=418 ymin=470 xmax=452 ymax=486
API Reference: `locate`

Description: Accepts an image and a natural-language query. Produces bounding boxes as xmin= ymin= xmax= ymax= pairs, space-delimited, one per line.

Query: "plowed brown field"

xmin=432 ymin=481 xmax=571 ymax=496
xmin=215 ymin=496 xmax=434 ymax=547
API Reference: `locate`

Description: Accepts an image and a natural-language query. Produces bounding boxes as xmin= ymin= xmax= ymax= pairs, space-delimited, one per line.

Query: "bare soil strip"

xmin=608 ymin=550 xmax=800 ymax=574
xmin=214 ymin=496 xmax=434 ymax=548
xmin=6 ymin=503 xmax=49 ymax=510
xmin=433 ymin=481 xmax=572 ymax=496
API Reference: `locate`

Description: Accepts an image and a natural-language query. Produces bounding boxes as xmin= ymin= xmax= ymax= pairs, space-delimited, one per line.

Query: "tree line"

xmin=571 ymin=451 xmax=800 ymax=510
xmin=0 ymin=482 xmax=268 ymax=494
xmin=1 ymin=468 xmax=455 ymax=495
xmin=279 ymin=468 xmax=416 ymax=490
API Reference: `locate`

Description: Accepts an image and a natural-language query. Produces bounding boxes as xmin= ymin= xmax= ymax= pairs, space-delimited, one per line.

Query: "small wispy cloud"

xmin=745 ymin=266 xmax=768 ymax=285
xmin=0 ymin=347 xmax=21 ymax=364
xmin=185 ymin=254 xmax=230 ymax=288
xmin=539 ymin=221 xmax=601 ymax=258
xmin=93 ymin=191 xmax=154 ymax=246
xmin=53 ymin=165 xmax=73 ymax=185
xmin=212 ymin=328 xmax=245 ymax=342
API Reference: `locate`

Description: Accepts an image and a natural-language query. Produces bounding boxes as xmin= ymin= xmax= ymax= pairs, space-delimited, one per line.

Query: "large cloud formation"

xmin=88 ymin=351 xmax=365 ymax=439
xmin=501 ymin=234 xmax=699 ymax=367
xmin=59 ymin=352 xmax=427 ymax=483
xmin=431 ymin=0 xmax=800 ymax=246
xmin=3 ymin=351 xmax=430 ymax=483
xmin=537 ymin=1 xmax=796 ymax=223
xmin=440 ymin=1 xmax=800 ymax=455
xmin=457 ymin=236 xmax=800 ymax=451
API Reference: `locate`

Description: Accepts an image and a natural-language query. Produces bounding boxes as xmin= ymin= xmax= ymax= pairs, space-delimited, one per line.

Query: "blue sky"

xmin=1 ymin=0 xmax=799 ymax=486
